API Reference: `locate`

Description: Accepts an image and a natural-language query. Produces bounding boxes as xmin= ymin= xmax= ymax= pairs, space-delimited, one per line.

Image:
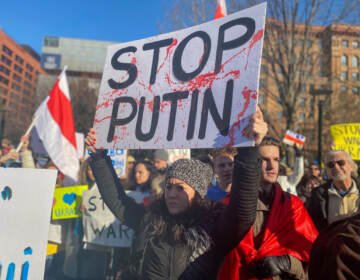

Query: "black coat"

xmin=89 ymin=147 xmax=260 ymax=280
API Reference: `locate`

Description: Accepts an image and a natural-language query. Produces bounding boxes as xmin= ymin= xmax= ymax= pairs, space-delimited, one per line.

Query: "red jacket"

xmin=218 ymin=183 xmax=318 ymax=280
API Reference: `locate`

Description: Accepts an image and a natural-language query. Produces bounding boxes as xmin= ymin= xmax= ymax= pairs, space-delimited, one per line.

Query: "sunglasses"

xmin=326 ymin=160 xmax=346 ymax=169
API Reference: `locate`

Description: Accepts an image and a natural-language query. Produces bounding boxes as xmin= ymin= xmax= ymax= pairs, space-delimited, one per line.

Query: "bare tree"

xmin=160 ymin=0 xmax=358 ymax=165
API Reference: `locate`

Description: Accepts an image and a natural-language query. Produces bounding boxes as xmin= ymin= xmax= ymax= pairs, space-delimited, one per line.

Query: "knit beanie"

xmin=166 ymin=158 xmax=213 ymax=198
xmin=153 ymin=149 xmax=169 ymax=161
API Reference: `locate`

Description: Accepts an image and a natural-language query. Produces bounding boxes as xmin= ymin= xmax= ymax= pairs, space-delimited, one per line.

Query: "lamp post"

xmin=310 ymin=86 xmax=333 ymax=165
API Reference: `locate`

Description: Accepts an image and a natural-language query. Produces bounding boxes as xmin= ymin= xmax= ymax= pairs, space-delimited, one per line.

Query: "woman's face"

xmin=135 ymin=163 xmax=150 ymax=185
xmin=165 ymin=178 xmax=196 ymax=215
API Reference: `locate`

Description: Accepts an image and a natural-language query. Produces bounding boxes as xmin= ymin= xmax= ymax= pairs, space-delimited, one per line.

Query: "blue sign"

xmin=41 ymin=53 xmax=61 ymax=70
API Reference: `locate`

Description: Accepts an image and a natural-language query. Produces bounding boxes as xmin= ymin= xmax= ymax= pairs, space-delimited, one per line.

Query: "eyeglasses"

xmin=326 ymin=160 xmax=346 ymax=169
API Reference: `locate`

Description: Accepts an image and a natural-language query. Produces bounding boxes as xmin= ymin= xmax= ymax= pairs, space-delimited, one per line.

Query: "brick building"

xmin=258 ymin=21 xmax=360 ymax=159
xmin=0 ymin=27 xmax=45 ymax=141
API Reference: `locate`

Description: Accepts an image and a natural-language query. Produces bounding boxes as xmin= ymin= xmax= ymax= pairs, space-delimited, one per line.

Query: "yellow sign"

xmin=52 ymin=185 xmax=88 ymax=220
xmin=330 ymin=123 xmax=360 ymax=160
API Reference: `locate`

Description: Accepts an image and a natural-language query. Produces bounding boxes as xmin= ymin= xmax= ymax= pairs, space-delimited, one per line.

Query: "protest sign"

xmin=283 ymin=130 xmax=306 ymax=147
xmin=107 ymin=149 xmax=127 ymax=177
xmin=331 ymin=123 xmax=360 ymax=160
xmin=82 ymin=186 xmax=149 ymax=247
xmin=94 ymin=3 xmax=266 ymax=149
xmin=0 ymin=168 xmax=57 ymax=279
xmin=167 ymin=149 xmax=191 ymax=163
xmin=52 ymin=185 xmax=88 ymax=220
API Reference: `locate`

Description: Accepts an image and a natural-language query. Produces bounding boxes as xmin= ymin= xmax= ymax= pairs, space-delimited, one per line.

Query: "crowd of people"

xmin=1 ymin=108 xmax=360 ymax=280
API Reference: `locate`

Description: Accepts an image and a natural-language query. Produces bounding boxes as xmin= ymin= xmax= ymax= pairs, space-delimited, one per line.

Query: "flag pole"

xmin=15 ymin=115 xmax=39 ymax=153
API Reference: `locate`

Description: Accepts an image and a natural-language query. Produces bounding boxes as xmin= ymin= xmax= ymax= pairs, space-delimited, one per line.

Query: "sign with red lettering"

xmin=94 ymin=3 xmax=266 ymax=149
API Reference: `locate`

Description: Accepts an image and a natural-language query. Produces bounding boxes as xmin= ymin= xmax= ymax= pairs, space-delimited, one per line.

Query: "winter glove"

xmin=252 ymin=255 xmax=291 ymax=279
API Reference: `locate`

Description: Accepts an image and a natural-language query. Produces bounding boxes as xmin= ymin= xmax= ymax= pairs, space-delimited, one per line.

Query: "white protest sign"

xmin=94 ymin=3 xmax=266 ymax=149
xmin=107 ymin=149 xmax=127 ymax=177
xmin=82 ymin=186 xmax=148 ymax=247
xmin=0 ymin=168 xmax=57 ymax=279
xmin=167 ymin=149 xmax=191 ymax=163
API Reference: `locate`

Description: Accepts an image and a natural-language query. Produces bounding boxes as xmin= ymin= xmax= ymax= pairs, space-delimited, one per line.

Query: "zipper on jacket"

xmin=168 ymin=246 xmax=175 ymax=280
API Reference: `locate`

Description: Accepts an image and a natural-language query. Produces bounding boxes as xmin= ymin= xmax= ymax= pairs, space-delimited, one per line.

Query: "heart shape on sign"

xmin=63 ymin=193 xmax=76 ymax=206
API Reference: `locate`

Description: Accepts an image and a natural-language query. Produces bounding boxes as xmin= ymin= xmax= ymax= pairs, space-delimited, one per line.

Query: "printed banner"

xmin=283 ymin=130 xmax=306 ymax=147
xmin=82 ymin=186 xmax=149 ymax=247
xmin=107 ymin=149 xmax=128 ymax=177
xmin=0 ymin=168 xmax=57 ymax=279
xmin=331 ymin=123 xmax=360 ymax=160
xmin=52 ymin=185 xmax=88 ymax=220
xmin=94 ymin=3 xmax=266 ymax=149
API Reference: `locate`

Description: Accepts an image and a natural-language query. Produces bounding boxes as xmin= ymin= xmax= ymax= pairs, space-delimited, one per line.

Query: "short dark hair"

xmin=259 ymin=136 xmax=282 ymax=156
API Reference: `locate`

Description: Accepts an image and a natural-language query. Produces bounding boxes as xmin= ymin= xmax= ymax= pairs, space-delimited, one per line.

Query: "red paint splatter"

xmin=225 ymin=86 xmax=257 ymax=147
xmin=245 ymin=29 xmax=264 ymax=70
xmin=220 ymin=47 xmax=247 ymax=73
xmin=131 ymin=57 xmax=137 ymax=65
xmin=157 ymin=39 xmax=178 ymax=75
xmin=94 ymin=116 xmax=111 ymax=123
xmin=154 ymin=136 xmax=161 ymax=144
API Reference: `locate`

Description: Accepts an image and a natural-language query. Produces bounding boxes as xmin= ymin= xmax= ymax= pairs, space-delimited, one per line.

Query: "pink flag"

xmin=214 ymin=0 xmax=227 ymax=19
xmin=35 ymin=68 xmax=79 ymax=180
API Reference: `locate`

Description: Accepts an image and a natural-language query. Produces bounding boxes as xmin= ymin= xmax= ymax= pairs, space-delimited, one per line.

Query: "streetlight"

xmin=310 ymin=85 xmax=333 ymax=165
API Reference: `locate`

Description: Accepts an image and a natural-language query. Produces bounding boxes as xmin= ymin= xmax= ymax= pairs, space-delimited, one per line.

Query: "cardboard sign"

xmin=82 ymin=186 xmax=149 ymax=247
xmin=0 ymin=168 xmax=57 ymax=279
xmin=52 ymin=185 xmax=88 ymax=220
xmin=283 ymin=130 xmax=306 ymax=147
xmin=331 ymin=123 xmax=360 ymax=160
xmin=94 ymin=3 xmax=266 ymax=149
xmin=167 ymin=149 xmax=191 ymax=163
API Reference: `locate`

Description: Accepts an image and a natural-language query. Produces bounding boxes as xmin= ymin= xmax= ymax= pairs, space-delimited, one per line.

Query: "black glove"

xmin=252 ymin=255 xmax=291 ymax=279
xmin=294 ymin=145 xmax=302 ymax=157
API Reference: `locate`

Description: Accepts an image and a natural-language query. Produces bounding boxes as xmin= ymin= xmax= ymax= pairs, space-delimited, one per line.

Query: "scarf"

xmin=218 ymin=183 xmax=318 ymax=280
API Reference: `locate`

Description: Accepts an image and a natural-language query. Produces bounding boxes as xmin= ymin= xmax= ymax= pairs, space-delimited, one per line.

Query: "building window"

xmin=353 ymin=87 xmax=359 ymax=96
xmin=10 ymin=92 xmax=20 ymax=101
xmin=341 ymin=40 xmax=349 ymax=47
xmin=9 ymin=102 xmax=17 ymax=110
xmin=353 ymin=41 xmax=359 ymax=49
xmin=277 ymin=111 xmax=283 ymax=118
xmin=341 ymin=85 xmax=348 ymax=93
xmin=0 ymin=75 xmax=9 ymax=85
xmin=299 ymin=98 xmax=306 ymax=106
xmin=25 ymin=72 xmax=32 ymax=81
xmin=306 ymin=55 xmax=312 ymax=65
xmin=299 ymin=113 xmax=305 ymax=120
xmin=305 ymin=40 xmax=313 ymax=48
xmin=13 ymin=73 xmax=22 ymax=83
xmin=1 ymin=55 xmax=11 ymax=66
xmin=43 ymin=36 xmax=59 ymax=47
xmin=2 ymin=45 xmax=13 ymax=56
xmin=0 ymin=65 xmax=10 ymax=76
xmin=352 ymin=72 xmax=359 ymax=81
xmin=11 ymin=83 xmax=20 ymax=92
xmin=352 ymin=56 xmax=359 ymax=67
xmin=341 ymin=55 xmax=348 ymax=66
xmin=14 ymin=64 xmax=23 ymax=74
xmin=23 ymin=89 xmax=31 ymax=96
xmin=258 ymin=94 xmax=265 ymax=104
xmin=300 ymin=84 xmax=306 ymax=92
xmin=25 ymin=64 xmax=33 ymax=72
xmin=318 ymin=41 xmax=323 ymax=49
xmin=15 ymin=55 xmax=24 ymax=65
xmin=23 ymin=81 xmax=31 ymax=89
xmin=340 ymin=71 xmax=348 ymax=81
xmin=0 ymin=86 xmax=8 ymax=95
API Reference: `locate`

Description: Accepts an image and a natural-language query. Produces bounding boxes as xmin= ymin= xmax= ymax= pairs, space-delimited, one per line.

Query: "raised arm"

xmin=215 ymin=108 xmax=266 ymax=254
xmin=86 ymin=129 xmax=145 ymax=231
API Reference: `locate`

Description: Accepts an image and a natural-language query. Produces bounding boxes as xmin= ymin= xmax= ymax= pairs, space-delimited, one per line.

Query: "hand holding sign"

xmin=243 ymin=107 xmax=268 ymax=145
xmin=85 ymin=128 xmax=97 ymax=154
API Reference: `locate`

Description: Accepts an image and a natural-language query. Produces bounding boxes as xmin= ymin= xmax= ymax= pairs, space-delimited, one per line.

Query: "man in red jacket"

xmin=218 ymin=137 xmax=318 ymax=280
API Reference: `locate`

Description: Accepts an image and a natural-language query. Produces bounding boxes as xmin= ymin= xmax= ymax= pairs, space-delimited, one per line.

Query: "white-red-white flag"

xmin=214 ymin=0 xmax=227 ymax=19
xmin=34 ymin=68 xmax=79 ymax=180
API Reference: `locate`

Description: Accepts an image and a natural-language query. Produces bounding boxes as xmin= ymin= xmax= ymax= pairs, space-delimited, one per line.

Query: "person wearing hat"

xmin=119 ymin=155 xmax=137 ymax=190
xmin=85 ymin=109 xmax=268 ymax=279
xmin=153 ymin=149 xmax=169 ymax=175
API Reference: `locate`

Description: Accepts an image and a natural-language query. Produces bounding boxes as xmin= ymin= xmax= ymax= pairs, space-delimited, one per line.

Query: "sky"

xmin=0 ymin=0 xmax=166 ymax=54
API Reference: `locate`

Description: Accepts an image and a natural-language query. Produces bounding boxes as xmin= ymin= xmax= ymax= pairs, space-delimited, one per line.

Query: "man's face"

xmin=326 ymin=153 xmax=353 ymax=182
xmin=153 ymin=159 xmax=167 ymax=171
xmin=259 ymin=145 xmax=280 ymax=186
xmin=214 ymin=154 xmax=234 ymax=186
xmin=309 ymin=164 xmax=321 ymax=177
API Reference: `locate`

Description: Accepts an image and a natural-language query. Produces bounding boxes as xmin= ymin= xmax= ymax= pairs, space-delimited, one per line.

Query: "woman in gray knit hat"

xmin=85 ymin=109 xmax=268 ymax=280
